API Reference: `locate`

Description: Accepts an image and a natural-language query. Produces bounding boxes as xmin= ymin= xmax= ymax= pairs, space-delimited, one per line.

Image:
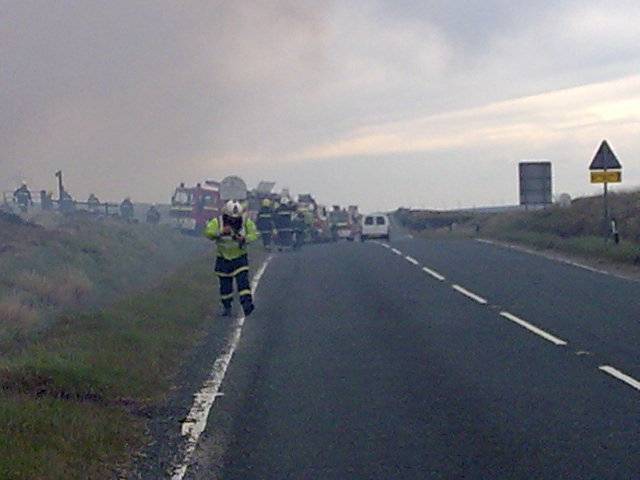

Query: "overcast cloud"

xmin=2 ymin=0 xmax=639 ymax=210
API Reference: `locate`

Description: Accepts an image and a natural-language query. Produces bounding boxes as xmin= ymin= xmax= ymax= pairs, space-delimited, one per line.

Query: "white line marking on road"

xmin=452 ymin=284 xmax=488 ymax=304
xmin=499 ymin=311 xmax=567 ymax=346
xmin=391 ymin=248 xmax=403 ymax=255
xmin=380 ymin=243 xmax=390 ymax=249
xmin=170 ymin=256 xmax=273 ymax=480
xmin=599 ymin=365 xmax=640 ymax=392
xmin=405 ymin=255 xmax=420 ymax=266
xmin=422 ymin=266 xmax=445 ymax=281
xmin=408 ymin=234 xmax=414 ymax=239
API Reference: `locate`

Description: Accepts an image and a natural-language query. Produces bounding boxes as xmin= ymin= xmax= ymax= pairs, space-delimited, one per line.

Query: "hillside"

xmin=0 ymin=211 xmax=208 ymax=345
xmin=0 ymin=210 xmax=234 ymax=479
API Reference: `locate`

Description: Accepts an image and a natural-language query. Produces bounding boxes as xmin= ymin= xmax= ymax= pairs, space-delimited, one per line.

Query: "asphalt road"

xmin=181 ymin=231 xmax=640 ymax=479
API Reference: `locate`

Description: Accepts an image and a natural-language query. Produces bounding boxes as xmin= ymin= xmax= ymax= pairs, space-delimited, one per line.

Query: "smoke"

xmin=0 ymin=1 xmax=333 ymax=200
xmin=2 ymin=1 xmax=640 ymax=209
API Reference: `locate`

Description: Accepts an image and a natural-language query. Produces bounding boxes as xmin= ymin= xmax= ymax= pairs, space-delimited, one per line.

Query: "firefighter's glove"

xmin=235 ymin=235 xmax=246 ymax=248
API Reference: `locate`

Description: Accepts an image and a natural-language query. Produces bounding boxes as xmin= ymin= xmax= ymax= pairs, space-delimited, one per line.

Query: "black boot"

xmin=241 ymin=298 xmax=255 ymax=317
xmin=219 ymin=304 xmax=232 ymax=317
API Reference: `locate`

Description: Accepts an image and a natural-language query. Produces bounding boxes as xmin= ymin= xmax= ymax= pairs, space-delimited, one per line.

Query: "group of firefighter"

xmin=10 ymin=182 xmax=304 ymax=319
xmin=10 ymin=182 xmax=161 ymax=224
xmin=205 ymin=196 xmax=315 ymax=317
xmin=255 ymin=197 xmax=314 ymax=251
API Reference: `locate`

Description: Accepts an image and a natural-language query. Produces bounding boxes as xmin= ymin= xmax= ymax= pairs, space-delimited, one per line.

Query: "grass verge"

xmin=0 ymin=213 xmax=208 ymax=347
xmin=0 ymin=247 xmax=265 ymax=479
xmin=396 ymin=190 xmax=640 ymax=268
xmin=483 ymin=229 xmax=640 ymax=265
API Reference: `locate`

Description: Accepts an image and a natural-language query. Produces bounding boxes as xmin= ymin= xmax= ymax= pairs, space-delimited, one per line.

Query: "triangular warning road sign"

xmin=589 ymin=140 xmax=622 ymax=170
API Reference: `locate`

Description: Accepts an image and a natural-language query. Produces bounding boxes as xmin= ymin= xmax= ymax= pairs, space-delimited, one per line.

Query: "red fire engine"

xmin=170 ymin=181 xmax=221 ymax=233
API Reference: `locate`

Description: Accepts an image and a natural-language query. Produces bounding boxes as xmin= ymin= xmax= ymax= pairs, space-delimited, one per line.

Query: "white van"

xmin=361 ymin=213 xmax=390 ymax=241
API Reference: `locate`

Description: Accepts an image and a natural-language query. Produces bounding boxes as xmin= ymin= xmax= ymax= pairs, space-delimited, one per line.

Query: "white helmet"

xmin=223 ymin=200 xmax=244 ymax=218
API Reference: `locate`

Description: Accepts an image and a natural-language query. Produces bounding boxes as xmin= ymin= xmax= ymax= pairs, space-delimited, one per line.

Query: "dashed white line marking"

xmin=599 ymin=365 xmax=640 ymax=392
xmin=422 ymin=266 xmax=445 ymax=281
xmin=499 ymin=311 xmax=567 ymax=346
xmin=170 ymin=256 xmax=273 ymax=480
xmin=451 ymin=284 xmax=488 ymax=304
xmin=405 ymin=255 xmax=420 ymax=266
xmin=380 ymin=243 xmax=390 ymax=249
xmin=391 ymin=248 xmax=403 ymax=255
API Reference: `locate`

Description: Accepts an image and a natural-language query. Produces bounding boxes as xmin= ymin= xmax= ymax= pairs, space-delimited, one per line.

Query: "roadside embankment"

xmin=0 ymin=210 xmax=267 ymax=478
xmin=0 ymin=211 xmax=207 ymax=347
xmin=395 ymin=190 xmax=640 ymax=267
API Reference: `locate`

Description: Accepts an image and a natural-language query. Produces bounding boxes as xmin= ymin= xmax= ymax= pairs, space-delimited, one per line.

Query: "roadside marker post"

xmin=589 ymin=140 xmax=622 ymax=241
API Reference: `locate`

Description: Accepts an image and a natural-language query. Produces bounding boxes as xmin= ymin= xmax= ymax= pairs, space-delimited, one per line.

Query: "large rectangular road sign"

xmin=519 ymin=161 xmax=552 ymax=206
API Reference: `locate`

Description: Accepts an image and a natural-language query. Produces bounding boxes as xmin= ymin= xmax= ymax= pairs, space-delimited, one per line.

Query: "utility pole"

xmin=55 ymin=170 xmax=64 ymax=201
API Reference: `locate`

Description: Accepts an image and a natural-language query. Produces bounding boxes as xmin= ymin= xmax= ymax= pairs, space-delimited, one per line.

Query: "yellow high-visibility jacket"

xmin=204 ymin=217 xmax=258 ymax=260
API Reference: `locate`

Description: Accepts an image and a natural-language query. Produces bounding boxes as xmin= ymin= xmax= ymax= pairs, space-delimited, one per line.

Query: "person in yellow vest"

xmin=205 ymin=200 xmax=259 ymax=317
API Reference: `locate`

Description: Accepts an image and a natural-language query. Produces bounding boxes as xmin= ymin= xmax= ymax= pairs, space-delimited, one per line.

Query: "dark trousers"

xmin=277 ymin=229 xmax=293 ymax=247
xmin=260 ymin=231 xmax=272 ymax=248
xmin=215 ymin=255 xmax=252 ymax=308
xmin=293 ymin=229 xmax=305 ymax=249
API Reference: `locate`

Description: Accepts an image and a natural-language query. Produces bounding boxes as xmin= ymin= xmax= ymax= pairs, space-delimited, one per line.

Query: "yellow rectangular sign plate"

xmin=591 ymin=170 xmax=621 ymax=183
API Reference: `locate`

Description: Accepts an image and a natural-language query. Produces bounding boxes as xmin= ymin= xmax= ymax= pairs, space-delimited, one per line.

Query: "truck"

xmin=328 ymin=206 xmax=359 ymax=241
xmin=170 ymin=181 xmax=221 ymax=234
xmin=310 ymin=204 xmax=333 ymax=243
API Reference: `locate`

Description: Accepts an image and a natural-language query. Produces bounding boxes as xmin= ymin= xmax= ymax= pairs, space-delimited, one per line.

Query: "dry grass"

xmin=13 ymin=268 xmax=92 ymax=307
xmin=13 ymin=271 xmax=55 ymax=301
xmin=54 ymin=267 xmax=93 ymax=305
xmin=0 ymin=212 xmax=208 ymax=343
xmin=0 ymin=295 xmax=39 ymax=337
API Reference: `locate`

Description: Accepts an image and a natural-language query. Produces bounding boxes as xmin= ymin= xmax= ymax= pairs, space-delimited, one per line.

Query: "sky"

xmin=2 ymin=0 xmax=640 ymax=211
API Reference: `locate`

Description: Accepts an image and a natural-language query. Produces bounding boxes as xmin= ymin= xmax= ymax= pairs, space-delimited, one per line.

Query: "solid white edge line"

xmin=391 ymin=248 xmax=403 ymax=255
xmin=422 ymin=266 xmax=445 ymax=281
xmin=170 ymin=255 xmax=273 ymax=480
xmin=476 ymin=238 xmax=616 ymax=278
xmin=405 ymin=255 xmax=419 ymax=266
xmin=499 ymin=311 xmax=567 ymax=346
xmin=599 ymin=365 xmax=640 ymax=392
xmin=452 ymin=284 xmax=488 ymax=305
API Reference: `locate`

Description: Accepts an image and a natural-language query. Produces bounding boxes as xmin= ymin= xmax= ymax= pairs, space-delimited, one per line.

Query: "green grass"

xmin=0 ymin=244 xmax=266 ymax=479
xmin=0 ymin=395 xmax=141 ymax=480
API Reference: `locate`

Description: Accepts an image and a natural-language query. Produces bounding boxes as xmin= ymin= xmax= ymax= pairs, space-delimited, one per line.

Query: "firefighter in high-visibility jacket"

xmin=205 ymin=200 xmax=259 ymax=317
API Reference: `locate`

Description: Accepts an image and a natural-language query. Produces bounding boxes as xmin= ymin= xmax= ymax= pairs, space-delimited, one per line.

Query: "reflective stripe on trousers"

xmin=215 ymin=255 xmax=252 ymax=307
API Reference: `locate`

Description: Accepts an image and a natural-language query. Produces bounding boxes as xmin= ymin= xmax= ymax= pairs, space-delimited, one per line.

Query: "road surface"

xmin=178 ymin=232 xmax=640 ymax=479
